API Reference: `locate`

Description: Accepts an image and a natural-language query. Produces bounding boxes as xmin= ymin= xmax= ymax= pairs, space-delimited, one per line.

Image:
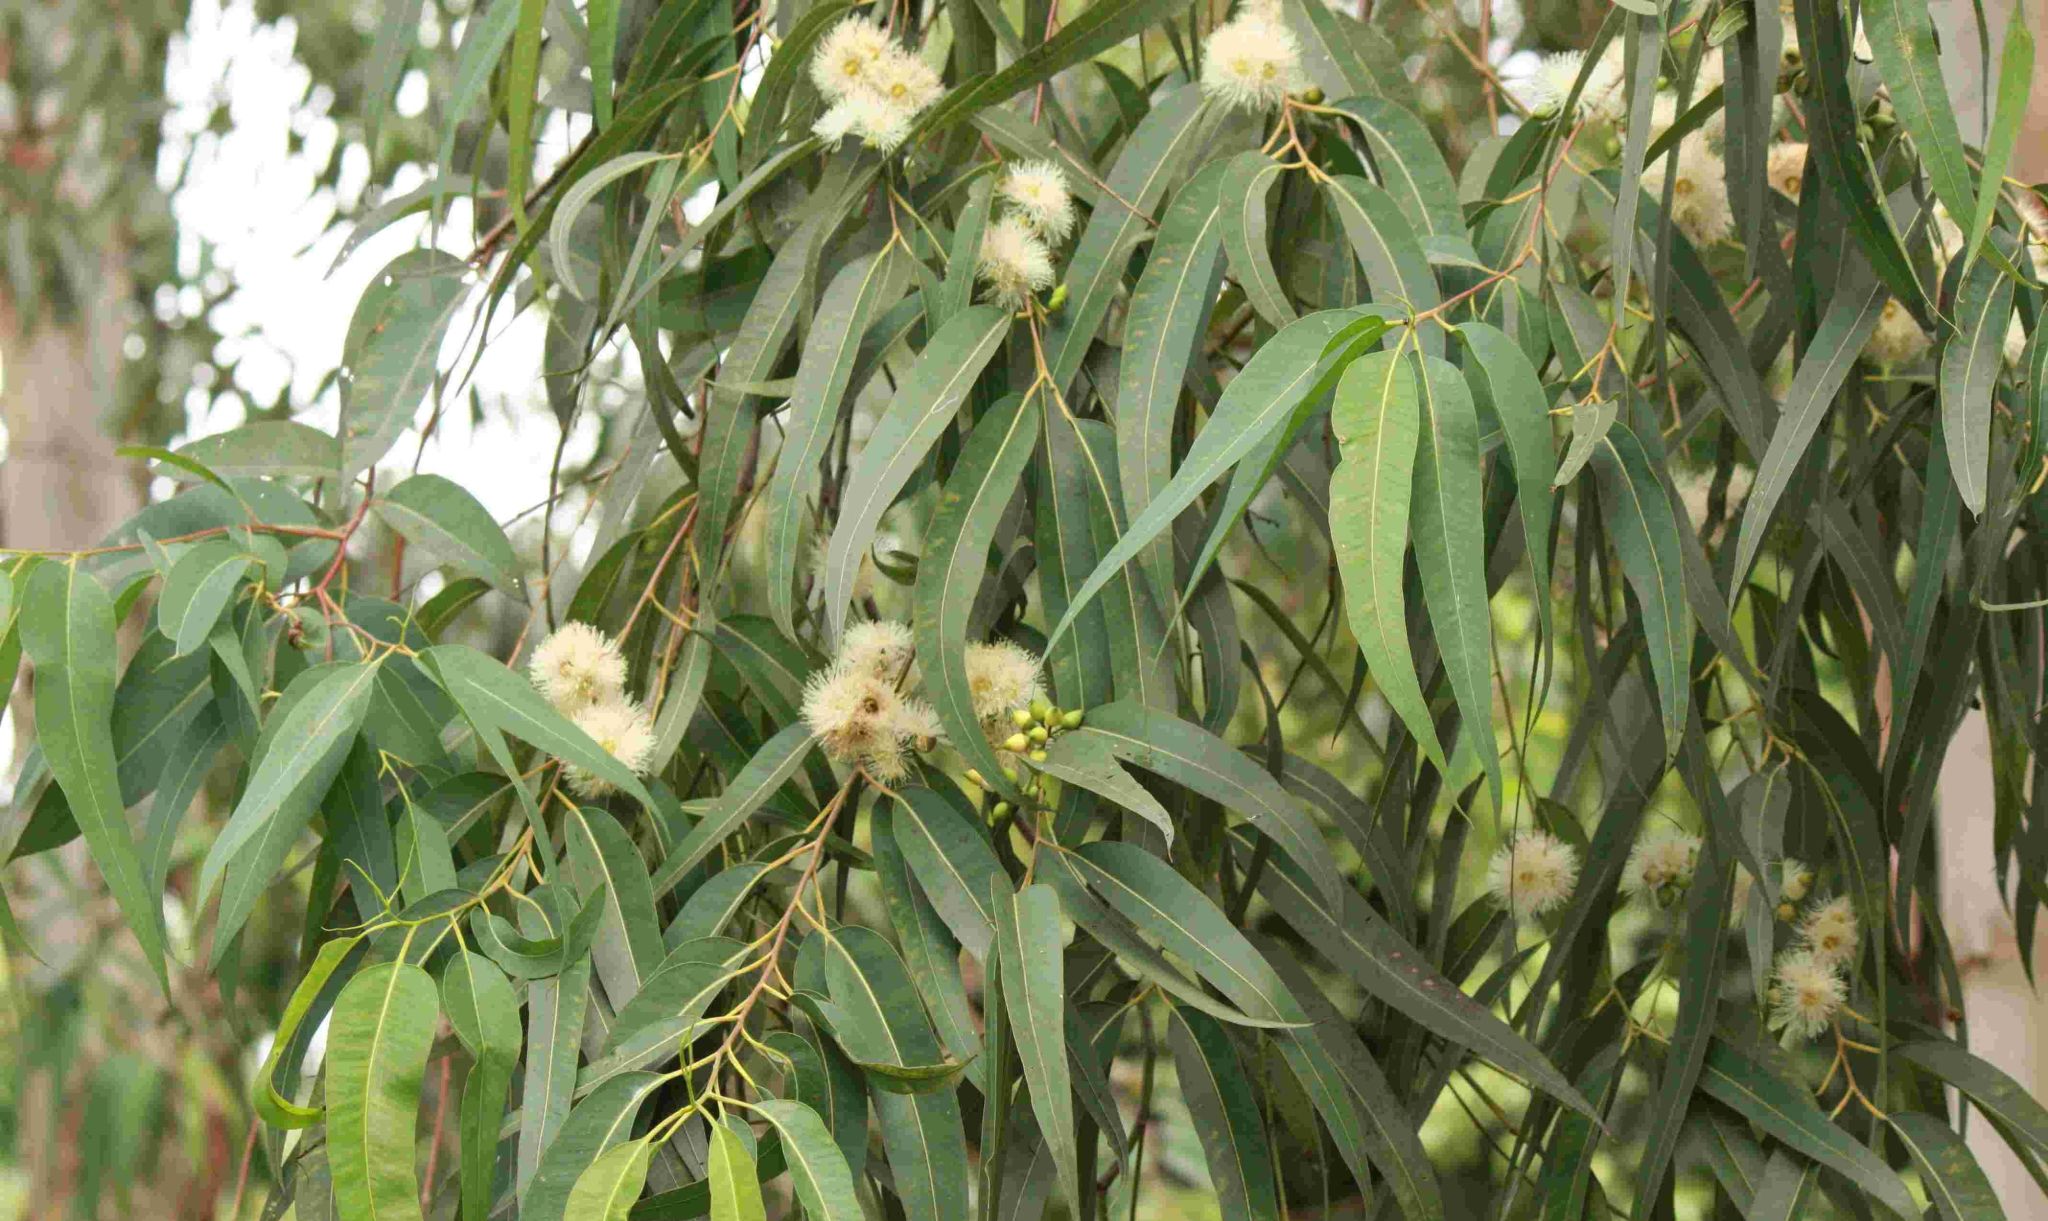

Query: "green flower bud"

xmin=1028 ymin=725 xmax=1049 ymax=744
xmin=1028 ymin=748 xmax=1048 ymax=763
xmin=1060 ymin=709 xmax=1084 ymax=729
xmin=1012 ymin=708 xmax=1035 ymax=728
xmin=1030 ymin=696 xmax=1054 ymax=723
xmin=1002 ymin=766 xmax=1020 ymax=784
xmin=1003 ymin=732 xmax=1031 ymax=753
xmin=964 ymin=768 xmax=985 ymax=788
xmin=992 ymin=801 xmax=1012 ymax=819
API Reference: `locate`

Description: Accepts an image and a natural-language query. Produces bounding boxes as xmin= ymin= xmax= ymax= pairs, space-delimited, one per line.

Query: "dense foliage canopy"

xmin=6 ymin=0 xmax=2048 ymax=1215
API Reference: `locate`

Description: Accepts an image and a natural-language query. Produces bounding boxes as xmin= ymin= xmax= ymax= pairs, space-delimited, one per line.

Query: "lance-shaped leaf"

xmin=442 ymin=950 xmax=520 ymax=1221
xmin=1065 ymin=703 xmax=1345 ymax=906
xmin=1962 ymin=22 xmax=2033 ymax=273
xmin=519 ymin=956 xmax=592 ymax=1194
xmin=764 ymin=248 xmax=909 ymax=638
xmin=653 ymin=722 xmax=816 ymax=899
xmin=157 ymin=538 xmax=253 ymax=656
xmin=1327 ymin=96 xmax=1462 ymax=241
xmin=1323 ymin=176 xmax=1441 ymax=347
xmin=924 ymin=0 xmax=1202 ymax=125
xmin=1732 ymin=270 xmax=1886 ymax=585
xmin=254 ymin=934 xmax=365 ymax=1128
xmin=1591 ymin=423 xmax=1692 ymax=758
xmin=1896 ymin=1037 xmax=2048 ymax=1166
xmin=1859 ymin=0 xmax=1975 ymax=234
xmin=564 ymin=804 xmax=663 ymax=1005
xmin=890 ymin=786 xmax=1005 ymax=960
xmin=1251 ymin=853 xmax=1596 ymax=1119
xmin=753 ymin=1100 xmax=861 ymax=1221
xmin=822 ymin=927 xmax=971 ymax=1221
xmin=1116 ymin=160 xmax=1229 ymax=605
xmin=915 ymin=390 xmax=1042 ymax=802
xmin=19 ymin=563 xmax=169 ymax=985
xmin=567 ymin=1139 xmax=652 ymax=1220
xmin=372 ymin=473 xmax=524 ymax=596
xmin=869 ymin=808 xmax=981 ymax=1082
xmin=327 ymin=961 xmax=440 ymax=1221
xmin=338 ymin=250 xmax=468 ymax=477
xmin=823 ymin=304 xmax=1010 ymax=640
xmin=1329 ymin=348 xmax=1444 ymax=769
xmin=1034 ymin=728 xmax=1174 ymax=846
xmin=1889 ymin=1111 xmax=2001 ymax=1221
xmin=522 ymin=1071 xmax=663 ymax=1221
xmin=1411 ymin=355 xmax=1498 ymax=801
xmin=1455 ymin=323 xmax=1555 ymax=639
xmin=422 ymin=644 xmax=655 ymax=808
xmin=996 ymin=883 xmax=1078 ymax=1212
xmin=1220 ymin=151 xmax=1297 ymax=329
xmin=1050 ymin=310 xmax=1357 ymax=649
xmin=1940 ymin=244 xmax=2016 ymax=516
xmin=708 ymin=1123 xmax=764 ymax=1221
xmin=1166 ymin=1003 xmax=1282 ymax=1221
xmin=1698 ymin=1038 xmax=1917 ymax=1219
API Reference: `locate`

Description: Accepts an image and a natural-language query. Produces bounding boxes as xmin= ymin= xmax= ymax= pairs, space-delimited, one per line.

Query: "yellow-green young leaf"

xmin=913 ymin=390 xmax=1043 ymax=804
xmin=822 ymin=304 xmax=1010 ymax=641
xmin=1590 ymin=423 xmax=1693 ymax=758
xmin=754 ymin=1100 xmax=861 ymax=1221
xmin=565 ymin=1140 xmax=652 ymax=1221
xmin=19 ymin=563 xmax=169 ymax=986
xmin=1220 ymin=152 xmax=1297 ymax=330
xmin=372 ymin=473 xmax=524 ymax=596
xmin=1329 ymin=348 xmax=1444 ymax=770
xmin=522 ymin=1070 xmax=661 ymax=1221
xmin=709 ymin=1122 xmax=766 ymax=1221
xmin=253 ymin=934 xmax=365 ymax=1128
xmin=1409 ymin=356 xmax=1499 ymax=804
xmin=327 ymin=960 xmax=440 ymax=1221
xmin=997 ymin=883 xmax=1078 ymax=1211
xmin=338 ymin=250 xmax=469 ymax=477
xmin=1888 ymin=1112 xmax=2002 ymax=1221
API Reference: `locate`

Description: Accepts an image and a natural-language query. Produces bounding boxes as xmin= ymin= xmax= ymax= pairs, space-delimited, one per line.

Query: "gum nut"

xmin=1060 ymin=709 xmax=1084 ymax=728
xmin=1303 ymin=86 xmax=1324 ymax=103
xmin=992 ymin=801 xmax=1012 ymax=818
xmin=1004 ymin=732 xmax=1031 ymax=752
xmin=1028 ymin=748 xmax=1048 ymax=763
xmin=1012 ymin=708 xmax=1035 ymax=728
xmin=1028 ymin=725 xmax=1049 ymax=744
xmin=1002 ymin=766 xmax=1020 ymax=783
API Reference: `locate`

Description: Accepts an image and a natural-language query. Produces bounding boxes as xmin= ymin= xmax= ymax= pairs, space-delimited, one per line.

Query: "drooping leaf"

xmin=326 ymin=960 xmax=440 ymax=1221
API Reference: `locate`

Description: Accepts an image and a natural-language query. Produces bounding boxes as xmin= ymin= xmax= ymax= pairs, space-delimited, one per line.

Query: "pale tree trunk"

xmin=1932 ymin=0 xmax=2048 ymax=1211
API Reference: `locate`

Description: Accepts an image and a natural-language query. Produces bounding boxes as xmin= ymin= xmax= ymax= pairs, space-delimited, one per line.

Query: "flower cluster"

xmin=1769 ymin=894 xmax=1862 ymax=1040
xmin=977 ymin=161 xmax=1074 ymax=309
xmin=1200 ymin=0 xmax=1305 ymax=112
xmin=809 ymin=16 xmax=941 ymax=152
xmin=1486 ymin=830 xmax=1580 ymax=920
xmin=1622 ymin=827 xmax=1701 ymax=908
xmin=801 ymin=620 xmax=940 ymax=782
xmin=528 ymin=622 xmax=656 ymax=798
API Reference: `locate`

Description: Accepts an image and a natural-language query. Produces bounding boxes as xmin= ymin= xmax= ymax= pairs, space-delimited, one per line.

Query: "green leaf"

xmin=441 ymin=950 xmax=519 ymax=1221
xmin=173 ymin=420 xmax=342 ymax=481
xmin=1455 ymin=323 xmax=1556 ymax=636
xmin=1745 ymin=1152 xmax=1813 ymax=1221
xmin=1220 ymin=152 xmax=1298 ymax=330
xmin=1410 ymin=354 xmax=1498 ymax=799
xmin=567 ymin=1140 xmax=653 ymax=1221
xmin=1327 ymin=97 xmax=1462 ymax=241
xmin=890 ymin=786 xmax=1004 ymax=959
xmin=922 ymin=0 xmax=1193 ymax=126
xmin=1941 ymin=245 xmax=2017 ymax=516
xmin=254 ymin=934 xmax=365 ymax=1128
xmin=1034 ymin=728 xmax=1174 ymax=845
xmin=1896 ymin=1037 xmax=2048 ymax=1165
xmin=1066 ymin=703 xmax=1346 ymax=907
xmin=327 ymin=961 xmax=439 ymax=1221
xmin=20 ymin=563 xmax=169 ymax=985
xmin=1590 ymin=423 xmax=1693 ymax=758
xmin=198 ymin=661 xmax=381 ymax=911
xmin=915 ymin=391 xmax=1042 ymax=802
xmin=1888 ymin=1111 xmax=2002 ymax=1221
xmin=564 ymin=804 xmax=664 ymax=1004
xmin=822 ymin=927 xmax=971 ymax=1221
xmin=373 ymin=473 xmax=524 ymax=595
xmin=1324 ymin=177 xmax=1441 ymax=342
xmin=338 ymin=250 xmax=469 ymax=477
xmin=1732 ymin=272 xmax=1888 ymax=584
xmin=823 ymin=304 xmax=1010 ymax=639
xmin=157 ymin=538 xmax=251 ymax=657
xmin=652 ymin=723 xmax=816 ymax=899
xmin=869 ymin=809 xmax=981 ymax=1083
xmin=752 ymin=1100 xmax=861 ymax=1221
xmin=1115 ymin=160 xmax=1229 ymax=605
xmin=1859 ymin=0 xmax=1977 ymax=235
xmin=1632 ymin=843 xmax=1732 ymax=1217
xmin=996 ymin=883 xmax=1078 ymax=1211
xmin=1250 ymin=854 xmax=1597 ymax=1119
xmin=708 ymin=1123 xmax=764 ymax=1221
xmin=764 ymin=248 xmax=910 ymax=638
xmin=422 ymin=644 xmax=655 ymax=808
xmin=1698 ymin=1038 xmax=1917 ymax=1219
xmin=1051 ymin=309 xmax=1355 ymax=648
xmin=1165 ymin=1003 xmax=1282 ymax=1221
xmin=1329 ymin=348 xmax=1444 ymax=769
xmin=1963 ymin=21 xmax=2033 ymax=275
xmin=523 ymin=1071 xmax=662 ymax=1221
xmin=519 ymin=957 xmax=593 ymax=1194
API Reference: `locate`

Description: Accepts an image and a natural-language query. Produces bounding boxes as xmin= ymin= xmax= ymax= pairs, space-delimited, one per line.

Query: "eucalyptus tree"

xmin=7 ymin=0 xmax=2048 ymax=1216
